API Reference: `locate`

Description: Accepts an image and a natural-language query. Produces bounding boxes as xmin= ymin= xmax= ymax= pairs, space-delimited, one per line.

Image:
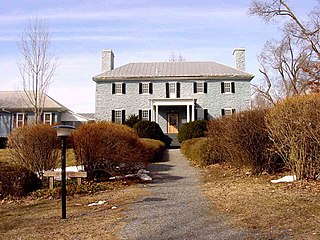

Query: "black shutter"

xmin=221 ymin=109 xmax=225 ymax=116
xmin=232 ymin=109 xmax=236 ymax=114
xmin=166 ymin=83 xmax=169 ymax=98
xmin=149 ymin=83 xmax=153 ymax=94
xmin=122 ymin=83 xmax=126 ymax=94
xmin=112 ymin=83 xmax=115 ymax=94
xmin=111 ymin=110 xmax=115 ymax=122
xmin=221 ymin=82 xmax=225 ymax=93
xmin=194 ymin=82 xmax=197 ymax=93
xmin=231 ymin=82 xmax=235 ymax=93
xmin=24 ymin=114 xmax=28 ymax=124
xmin=177 ymin=82 xmax=181 ymax=98
xmin=52 ymin=113 xmax=56 ymax=124
xmin=139 ymin=83 xmax=142 ymax=94
xmin=204 ymin=109 xmax=208 ymax=120
xmin=149 ymin=110 xmax=151 ymax=121
xmin=122 ymin=110 xmax=125 ymax=123
xmin=195 ymin=108 xmax=198 ymax=120
xmin=204 ymin=82 xmax=208 ymax=93
xmin=139 ymin=110 xmax=142 ymax=119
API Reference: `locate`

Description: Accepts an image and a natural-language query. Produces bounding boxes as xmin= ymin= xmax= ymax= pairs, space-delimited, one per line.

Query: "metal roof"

xmin=0 ymin=91 xmax=68 ymax=111
xmin=93 ymin=61 xmax=254 ymax=81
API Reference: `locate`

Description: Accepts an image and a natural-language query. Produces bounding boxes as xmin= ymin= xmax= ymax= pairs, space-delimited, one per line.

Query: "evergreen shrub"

xmin=177 ymin=120 xmax=208 ymax=143
xmin=133 ymin=121 xmax=164 ymax=141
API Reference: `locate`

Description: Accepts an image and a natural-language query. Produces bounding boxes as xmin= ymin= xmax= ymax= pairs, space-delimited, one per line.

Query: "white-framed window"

xmin=197 ymin=82 xmax=204 ymax=93
xmin=115 ymin=110 xmax=122 ymax=124
xmin=16 ymin=113 xmax=25 ymax=128
xmin=115 ymin=83 xmax=122 ymax=94
xmin=142 ymin=110 xmax=149 ymax=121
xmin=224 ymin=82 xmax=231 ymax=93
xmin=141 ymin=83 xmax=149 ymax=94
xmin=43 ymin=112 xmax=52 ymax=125
xmin=169 ymin=82 xmax=176 ymax=98
xmin=221 ymin=82 xmax=235 ymax=94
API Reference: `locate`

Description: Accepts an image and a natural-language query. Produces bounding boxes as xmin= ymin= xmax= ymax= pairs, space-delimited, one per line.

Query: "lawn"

xmin=0 ymin=183 xmax=146 ymax=239
xmin=202 ymin=164 xmax=320 ymax=240
xmin=0 ymin=148 xmax=77 ymax=167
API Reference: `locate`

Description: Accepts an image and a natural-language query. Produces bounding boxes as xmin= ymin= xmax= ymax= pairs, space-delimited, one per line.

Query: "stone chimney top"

xmin=232 ymin=48 xmax=245 ymax=71
xmin=102 ymin=50 xmax=114 ymax=73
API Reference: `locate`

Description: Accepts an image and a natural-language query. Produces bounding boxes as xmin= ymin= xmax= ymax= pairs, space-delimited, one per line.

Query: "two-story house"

xmin=93 ymin=49 xmax=254 ymax=134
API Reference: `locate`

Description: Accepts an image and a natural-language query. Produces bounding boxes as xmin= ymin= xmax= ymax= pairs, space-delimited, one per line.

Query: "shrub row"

xmin=185 ymin=109 xmax=282 ymax=174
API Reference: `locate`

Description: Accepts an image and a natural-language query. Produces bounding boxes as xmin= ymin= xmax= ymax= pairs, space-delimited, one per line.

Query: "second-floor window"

xmin=221 ymin=82 xmax=235 ymax=94
xmin=194 ymin=82 xmax=207 ymax=93
xmin=139 ymin=83 xmax=153 ymax=94
xmin=166 ymin=82 xmax=180 ymax=98
xmin=112 ymin=83 xmax=126 ymax=94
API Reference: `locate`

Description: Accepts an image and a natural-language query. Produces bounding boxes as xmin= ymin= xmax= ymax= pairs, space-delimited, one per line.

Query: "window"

xmin=166 ymin=82 xmax=180 ymax=98
xmin=115 ymin=83 xmax=122 ymax=94
xmin=221 ymin=82 xmax=235 ymax=94
xmin=15 ymin=113 xmax=25 ymax=128
xmin=221 ymin=108 xmax=236 ymax=116
xmin=43 ymin=112 xmax=52 ymax=125
xmin=115 ymin=110 xmax=122 ymax=123
xmin=112 ymin=83 xmax=126 ymax=94
xmin=142 ymin=110 xmax=149 ymax=120
xmin=197 ymin=82 xmax=204 ymax=93
xmin=112 ymin=109 xmax=125 ymax=124
xmin=142 ymin=83 xmax=149 ymax=94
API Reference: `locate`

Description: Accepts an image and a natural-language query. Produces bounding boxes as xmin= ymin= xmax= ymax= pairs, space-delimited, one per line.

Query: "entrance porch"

xmin=150 ymin=98 xmax=196 ymax=134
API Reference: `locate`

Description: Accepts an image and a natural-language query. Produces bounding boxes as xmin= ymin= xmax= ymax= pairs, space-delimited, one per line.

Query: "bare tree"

xmin=252 ymin=34 xmax=313 ymax=105
xmin=17 ymin=17 xmax=57 ymax=123
xmin=249 ymin=0 xmax=320 ymax=97
xmin=249 ymin=0 xmax=320 ymax=57
xmin=168 ymin=51 xmax=186 ymax=62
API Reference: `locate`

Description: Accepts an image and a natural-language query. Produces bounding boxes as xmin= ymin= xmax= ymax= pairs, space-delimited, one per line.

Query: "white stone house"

xmin=93 ymin=49 xmax=254 ymax=134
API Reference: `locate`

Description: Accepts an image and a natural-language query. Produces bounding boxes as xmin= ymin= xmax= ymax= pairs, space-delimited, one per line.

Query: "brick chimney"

xmin=232 ymin=48 xmax=245 ymax=71
xmin=102 ymin=50 xmax=114 ymax=73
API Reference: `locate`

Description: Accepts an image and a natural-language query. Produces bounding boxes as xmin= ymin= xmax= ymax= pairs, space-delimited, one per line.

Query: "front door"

xmin=168 ymin=113 xmax=179 ymax=133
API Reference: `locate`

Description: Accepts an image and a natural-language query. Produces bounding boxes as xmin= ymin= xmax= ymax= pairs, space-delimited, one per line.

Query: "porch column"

xmin=186 ymin=104 xmax=190 ymax=123
xmin=155 ymin=105 xmax=159 ymax=124
xmin=191 ymin=103 xmax=195 ymax=121
xmin=150 ymin=100 xmax=155 ymax=121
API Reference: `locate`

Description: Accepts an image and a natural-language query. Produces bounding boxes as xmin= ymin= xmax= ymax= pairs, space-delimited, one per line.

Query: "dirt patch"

xmin=0 ymin=184 xmax=147 ymax=240
xmin=201 ymin=164 xmax=320 ymax=240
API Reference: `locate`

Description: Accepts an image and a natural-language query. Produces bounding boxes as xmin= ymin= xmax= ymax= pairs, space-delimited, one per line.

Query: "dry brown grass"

xmin=0 ymin=183 xmax=147 ymax=240
xmin=202 ymin=164 xmax=320 ymax=240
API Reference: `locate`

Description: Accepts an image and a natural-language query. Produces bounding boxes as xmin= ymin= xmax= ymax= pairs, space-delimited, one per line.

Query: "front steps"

xmin=164 ymin=133 xmax=180 ymax=148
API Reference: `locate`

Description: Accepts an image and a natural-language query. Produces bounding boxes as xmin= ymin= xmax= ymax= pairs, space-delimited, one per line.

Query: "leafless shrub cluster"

xmin=7 ymin=124 xmax=60 ymax=176
xmin=72 ymin=122 xmax=148 ymax=180
xmin=266 ymin=94 xmax=320 ymax=179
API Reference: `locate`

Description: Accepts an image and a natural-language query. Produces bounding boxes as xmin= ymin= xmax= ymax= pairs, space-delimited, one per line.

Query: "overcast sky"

xmin=0 ymin=0 xmax=317 ymax=113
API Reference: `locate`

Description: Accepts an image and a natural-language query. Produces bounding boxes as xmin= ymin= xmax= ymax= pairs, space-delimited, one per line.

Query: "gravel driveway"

xmin=120 ymin=149 xmax=256 ymax=240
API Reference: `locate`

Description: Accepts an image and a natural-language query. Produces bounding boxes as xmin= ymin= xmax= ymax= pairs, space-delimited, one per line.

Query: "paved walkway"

xmin=120 ymin=149 xmax=257 ymax=240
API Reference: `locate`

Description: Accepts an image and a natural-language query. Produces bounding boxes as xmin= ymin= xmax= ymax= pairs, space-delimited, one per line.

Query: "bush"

xmin=124 ymin=114 xmax=141 ymax=128
xmin=73 ymin=122 xmax=148 ymax=181
xmin=133 ymin=121 xmax=164 ymax=141
xmin=266 ymin=94 xmax=320 ymax=180
xmin=7 ymin=124 xmax=60 ymax=176
xmin=0 ymin=161 xmax=42 ymax=199
xmin=206 ymin=109 xmax=282 ymax=174
xmin=140 ymin=138 xmax=166 ymax=162
xmin=177 ymin=120 xmax=208 ymax=143
xmin=181 ymin=138 xmax=215 ymax=166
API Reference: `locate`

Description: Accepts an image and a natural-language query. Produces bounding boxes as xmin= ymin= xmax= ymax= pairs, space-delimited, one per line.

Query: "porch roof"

xmin=150 ymin=98 xmax=195 ymax=106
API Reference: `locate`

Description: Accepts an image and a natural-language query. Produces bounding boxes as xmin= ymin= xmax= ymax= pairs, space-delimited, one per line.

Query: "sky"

xmin=0 ymin=0 xmax=317 ymax=113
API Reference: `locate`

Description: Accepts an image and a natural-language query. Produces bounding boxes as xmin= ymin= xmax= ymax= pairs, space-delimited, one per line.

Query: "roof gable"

xmin=0 ymin=91 xmax=68 ymax=111
xmin=93 ymin=61 xmax=254 ymax=81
